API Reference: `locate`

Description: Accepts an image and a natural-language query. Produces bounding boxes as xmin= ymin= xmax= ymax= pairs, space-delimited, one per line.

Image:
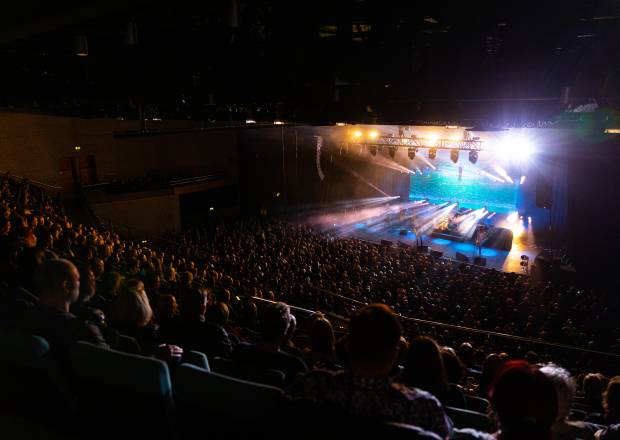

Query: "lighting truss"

xmin=349 ymin=134 xmax=484 ymax=151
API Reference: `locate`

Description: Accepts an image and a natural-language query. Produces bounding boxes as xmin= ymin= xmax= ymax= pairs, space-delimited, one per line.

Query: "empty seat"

xmin=70 ymin=341 xmax=175 ymax=440
xmin=175 ymin=363 xmax=284 ymax=438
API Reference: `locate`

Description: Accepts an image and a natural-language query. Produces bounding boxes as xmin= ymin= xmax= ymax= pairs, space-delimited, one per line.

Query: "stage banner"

xmin=315 ymin=135 xmax=325 ymax=180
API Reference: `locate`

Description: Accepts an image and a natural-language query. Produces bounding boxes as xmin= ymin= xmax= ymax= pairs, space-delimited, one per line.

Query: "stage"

xmin=348 ymin=223 xmax=541 ymax=273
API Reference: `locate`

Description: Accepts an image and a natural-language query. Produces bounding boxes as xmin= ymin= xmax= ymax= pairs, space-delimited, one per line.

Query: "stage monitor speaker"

xmin=399 ymin=229 xmax=408 ymax=236
xmin=455 ymin=252 xmax=470 ymax=263
xmin=380 ymin=239 xmax=393 ymax=247
xmin=536 ymin=176 xmax=553 ymax=208
xmin=429 ymin=249 xmax=443 ymax=258
xmin=474 ymin=256 xmax=487 ymax=266
xmin=417 ymin=245 xmax=429 ymax=254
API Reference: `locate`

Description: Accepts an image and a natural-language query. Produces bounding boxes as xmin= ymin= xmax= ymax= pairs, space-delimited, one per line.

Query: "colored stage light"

xmin=353 ymin=130 xmax=363 ymax=139
xmin=408 ymin=147 xmax=417 ymax=160
xmin=428 ymin=148 xmax=437 ymax=160
xmin=520 ymin=175 xmax=526 ymax=184
xmin=368 ymin=130 xmax=379 ymax=140
xmin=469 ymin=150 xmax=478 ymax=164
xmin=450 ymin=149 xmax=459 ymax=163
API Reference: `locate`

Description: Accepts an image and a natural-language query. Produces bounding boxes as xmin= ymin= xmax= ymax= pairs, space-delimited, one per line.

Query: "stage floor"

xmin=347 ymin=224 xmax=541 ymax=274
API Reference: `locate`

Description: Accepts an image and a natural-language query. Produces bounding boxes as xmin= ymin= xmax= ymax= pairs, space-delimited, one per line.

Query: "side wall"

xmin=0 ymin=112 xmax=238 ymax=186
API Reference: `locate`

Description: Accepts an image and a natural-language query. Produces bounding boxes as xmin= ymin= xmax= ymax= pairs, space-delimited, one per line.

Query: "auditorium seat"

xmin=0 ymin=332 xmax=72 ymax=422
xmin=70 ymin=341 xmax=175 ymax=440
xmin=210 ymin=356 xmax=285 ymax=388
xmin=464 ymin=395 xmax=490 ymax=413
xmin=446 ymin=406 xmax=495 ymax=432
xmin=175 ymin=363 xmax=285 ymax=438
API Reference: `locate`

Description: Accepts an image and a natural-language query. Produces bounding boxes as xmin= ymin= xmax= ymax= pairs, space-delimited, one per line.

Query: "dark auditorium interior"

xmin=2 ymin=1 xmax=620 ymax=439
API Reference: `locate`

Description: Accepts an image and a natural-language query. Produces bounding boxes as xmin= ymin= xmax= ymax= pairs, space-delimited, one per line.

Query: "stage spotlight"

xmin=369 ymin=130 xmax=379 ymax=140
xmin=369 ymin=145 xmax=377 ymax=156
xmin=520 ymin=175 xmax=526 ymax=184
xmin=353 ymin=130 xmax=363 ymax=140
xmin=428 ymin=148 xmax=437 ymax=160
xmin=450 ymin=149 xmax=459 ymax=163
xmin=407 ymin=147 xmax=417 ymax=160
xmin=468 ymin=150 xmax=478 ymax=164
xmin=388 ymin=146 xmax=397 ymax=158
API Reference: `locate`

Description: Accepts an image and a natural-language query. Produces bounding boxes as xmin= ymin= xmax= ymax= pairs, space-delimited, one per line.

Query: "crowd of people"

xmin=1 ymin=171 xmax=619 ymax=439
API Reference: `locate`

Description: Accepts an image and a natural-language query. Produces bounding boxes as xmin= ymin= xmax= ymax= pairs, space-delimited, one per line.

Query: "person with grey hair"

xmin=539 ymin=363 xmax=596 ymax=440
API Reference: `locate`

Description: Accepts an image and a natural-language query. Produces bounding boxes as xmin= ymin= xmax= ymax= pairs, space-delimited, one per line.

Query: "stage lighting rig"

xmin=407 ymin=147 xmax=418 ymax=160
xmin=369 ymin=145 xmax=377 ymax=156
xmin=469 ymin=150 xmax=478 ymax=164
xmin=388 ymin=146 xmax=397 ymax=158
xmin=450 ymin=149 xmax=459 ymax=163
xmin=428 ymin=148 xmax=437 ymax=160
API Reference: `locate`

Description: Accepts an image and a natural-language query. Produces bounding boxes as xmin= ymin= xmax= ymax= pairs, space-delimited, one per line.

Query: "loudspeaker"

xmin=380 ymin=240 xmax=393 ymax=247
xmin=399 ymin=229 xmax=408 ymax=236
xmin=417 ymin=245 xmax=429 ymax=254
xmin=455 ymin=252 xmax=470 ymax=263
xmin=429 ymin=249 xmax=443 ymax=258
xmin=474 ymin=256 xmax=487 ymax=266
xmin=536 ymin=176 xmax=553 ymax=208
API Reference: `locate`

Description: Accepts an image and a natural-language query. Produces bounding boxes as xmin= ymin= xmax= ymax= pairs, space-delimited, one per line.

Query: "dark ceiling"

xmin=1 ymin=0 xmax=619 ymax=125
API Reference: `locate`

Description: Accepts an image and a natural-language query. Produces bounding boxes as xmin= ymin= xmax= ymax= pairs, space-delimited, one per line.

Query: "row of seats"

xmin=0 ymin=331 xmax=445 ymax=440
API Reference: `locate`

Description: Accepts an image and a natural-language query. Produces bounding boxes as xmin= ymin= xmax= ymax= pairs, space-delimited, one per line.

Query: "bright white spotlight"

xmin=336 ymin=122 xmax=346 ymax=126
xmin=527 ymin=216 xmax=532 ymax=223
xmin=520 ymin=175 xmax=526 ymax=184
xmin=368 ymin=130 xmax=379 ymax=140
xmin=245 ymin=119 xmax=256 ymax=124
xmin=353 ymin=130 xmax=363 ymax=139
xmin=274 ymin=120 xmax=284 ymax=125
xmin=497 ymin=135 xmax=533 ymax=163
xmin=507 ymin=211 xmax=519 ymax=224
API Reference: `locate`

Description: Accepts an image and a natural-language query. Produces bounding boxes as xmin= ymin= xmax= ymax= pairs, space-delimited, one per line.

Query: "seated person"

xmin=159 ymin=288 xmax=232 ymax=359
xmin=21 ymin=258 xmax=108 ymax=362
xmin=287 ymin=303 xmax=451 ymax=439
xmin=455 ymin=361 xmax=558 ymax=440
xmin=232 ymin=301 xmax=308 ymax=383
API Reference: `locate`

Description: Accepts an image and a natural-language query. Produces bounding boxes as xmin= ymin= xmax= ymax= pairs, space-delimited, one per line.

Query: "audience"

xmin=0 ymin=172 xmax=618 ymax=439
xmin=287 ymin=304 xmax=452 ymax=439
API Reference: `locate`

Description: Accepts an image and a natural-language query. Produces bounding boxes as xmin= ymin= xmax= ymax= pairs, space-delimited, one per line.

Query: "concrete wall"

xmin=0 ymin=112 xmax=238 ymax=186
xmin=91 ymin=191 xmax=181 ymax=236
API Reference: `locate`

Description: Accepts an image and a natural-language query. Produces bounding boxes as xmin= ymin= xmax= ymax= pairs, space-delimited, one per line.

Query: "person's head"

xmin=205 ymin=301 xmax=230 ymax=327
xmin=310 ymin=317 xmax=336 ymax=356
xmin=35 ymin=258 xmax=80 ymax=308
xmin=110 ymin=279 xmax=153 ymax=328
xmin=76 ymin=265 xmax=96 ymax=304
xmin=442 ymin=348 xmax=465 ymax=384
xmin=583 ymin=373 xmax=609 ymax=406
xmin=91 ymin=258 xmax=105 ymax=279
xmin=603 ymin=376 xmax=620 ymax=421
xmin=156 ymin=294 xmax=179 ymax=322
xmin=258 ymin=302 xmax=292 ymax=344
xmin=401 ymin=336 xmax=448 ymax=400
xmin=178 ymin=288 xmax=209 ymax=320
xmin=539 ymin=363 xmax=576 ymax=422
xmin=102 ymin=271 xmax=123 ymax=299
xmin=347 ymin=304 xmax=402 ymax=376
xmin=490 ymin=361 xmax=558 ymax=440
xmin=458 ymin=342 xmax=475 ymax=366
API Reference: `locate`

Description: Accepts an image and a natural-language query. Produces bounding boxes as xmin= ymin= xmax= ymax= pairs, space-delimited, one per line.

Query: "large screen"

xmin=409 ymin=149 xmax=519 ymax=214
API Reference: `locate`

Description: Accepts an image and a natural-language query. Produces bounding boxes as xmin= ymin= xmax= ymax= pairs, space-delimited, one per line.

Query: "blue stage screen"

xmin=409 ymin=151 xmax=519 ymax=213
